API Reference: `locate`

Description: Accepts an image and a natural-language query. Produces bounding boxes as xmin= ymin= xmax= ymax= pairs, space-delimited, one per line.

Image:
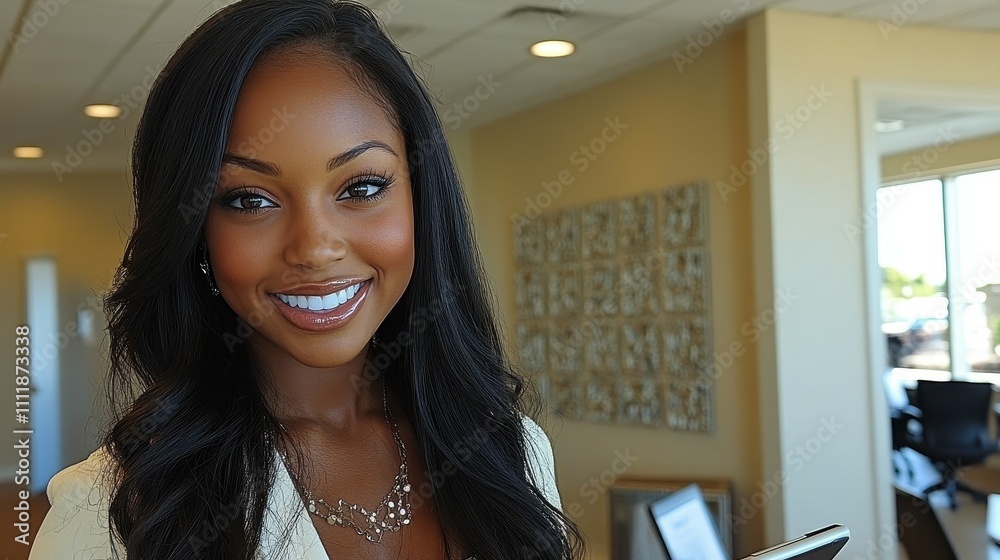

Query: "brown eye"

xmin=347 ymin=184 xmax=379 ymax=198
xmin=239 ymin=195 xmax=266 ymax=209
xmin=217 ymin=188 xmax=277 ymax=214
xmin=336 ymin=174 xmax=394 ymax=203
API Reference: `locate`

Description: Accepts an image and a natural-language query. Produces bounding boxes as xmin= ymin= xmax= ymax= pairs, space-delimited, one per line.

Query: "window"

xmin=879 ymin=168 xmax=1000 ymax=381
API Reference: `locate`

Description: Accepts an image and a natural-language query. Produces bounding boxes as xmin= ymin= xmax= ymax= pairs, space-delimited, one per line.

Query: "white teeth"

xmin=275 ymin=282 xmax=364 ymax=312
xmin=322 ymin=292 xmax=338 ymax=308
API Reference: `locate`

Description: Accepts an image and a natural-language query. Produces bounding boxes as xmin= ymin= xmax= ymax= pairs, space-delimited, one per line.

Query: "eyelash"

xmin=216 ymin=170 xmax=396 ymax=215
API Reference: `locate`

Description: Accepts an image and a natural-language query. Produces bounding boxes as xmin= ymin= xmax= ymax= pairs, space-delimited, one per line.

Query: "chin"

xmin=289 ymin=344 xmax=368 ymax=369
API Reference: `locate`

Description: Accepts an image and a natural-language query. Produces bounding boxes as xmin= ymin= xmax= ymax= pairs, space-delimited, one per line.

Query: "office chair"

xmin=909 ymin=380 xmax=998 ymax=509
xmin=894 ymin=484 xmax=958 ymax=560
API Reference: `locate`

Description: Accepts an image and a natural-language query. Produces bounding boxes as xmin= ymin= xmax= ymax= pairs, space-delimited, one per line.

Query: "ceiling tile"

xmin=556 ymin=15 xmax=690 ymax=71
xmin=769 ymin=0 xmax=877 ymax=16
xmin=393 ymin=29 xmax=462 ymax=58
xmin=844 ymin=0 xmax=998 ymax=23
xmin=645 ymin=0 xmax=787 ymax=21
xmin=460 ymin=0 xmax=673 ymax=17
xmin=17 ymin=0 xmax=153 ymax=48
xmin=941 ymin=5 xmax=1000 ymax=29
xmin=478 ymin=7 xmax=618 ymax=40
xmin=85 ymin=0 xmax=164 ymax=9
xmin=424 ymin=33 xmax=533 ymax=84
xmin=0 ymin=1 xmax=27 ymax=49
xmin=650 ymin=0 xmax=744 ymax=22
xmin=5 ymin=35 xmax=120 ymax=91
xmin=369 ymin=0 xmax=504 ymax=30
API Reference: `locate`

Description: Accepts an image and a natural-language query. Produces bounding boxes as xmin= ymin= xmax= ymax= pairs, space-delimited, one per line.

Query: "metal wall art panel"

xmin=513 ymin=181 xmax=713 ymax=432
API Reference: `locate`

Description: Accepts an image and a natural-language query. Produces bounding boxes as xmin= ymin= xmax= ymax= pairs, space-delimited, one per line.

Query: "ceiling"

xmin=2 ymin=0 xmax=1000 ymax=173
xmin=876 ymin=100 xmax=1000 ymax=157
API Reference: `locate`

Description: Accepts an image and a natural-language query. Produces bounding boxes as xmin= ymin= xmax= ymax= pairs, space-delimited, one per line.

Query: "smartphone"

xmin=740 ymin=524 xmax=850 ymax=560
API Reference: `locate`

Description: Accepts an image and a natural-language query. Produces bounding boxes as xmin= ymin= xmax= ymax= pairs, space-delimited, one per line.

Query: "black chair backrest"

xmin=894 ymin=485 xmax=958 ymax=560
xmin=915 ymin=380 xmax=992 ymax=447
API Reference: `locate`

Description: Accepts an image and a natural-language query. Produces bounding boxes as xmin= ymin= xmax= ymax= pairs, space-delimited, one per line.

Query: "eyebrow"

xmin=221 ymin=140 xmax=398 ymax=177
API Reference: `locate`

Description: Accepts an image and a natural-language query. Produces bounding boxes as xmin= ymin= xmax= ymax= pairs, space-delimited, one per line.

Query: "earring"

xmin=198 ymin=244 xmax=220 ymax=296
xmin=370 ymin=332 xmax=380 ymax=350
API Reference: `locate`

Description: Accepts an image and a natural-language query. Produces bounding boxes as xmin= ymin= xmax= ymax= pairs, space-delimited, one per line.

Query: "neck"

xmin=251 ymin=334 xmax=383 ymax=432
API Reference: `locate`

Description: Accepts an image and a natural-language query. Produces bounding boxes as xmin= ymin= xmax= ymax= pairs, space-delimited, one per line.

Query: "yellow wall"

xmin=882 ymin=132 xmax=1000 ymax=181
xmin=0 ymin=172 xmax=132 ymax=474
xmin=468 ymin=29 xmax=765 ymax=558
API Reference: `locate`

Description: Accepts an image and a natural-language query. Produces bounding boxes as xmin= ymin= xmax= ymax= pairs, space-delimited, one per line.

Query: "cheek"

xmin=370 ymin=195 xmax=415 ymax=283
xmin=204 ymin=211 xmax=274 ymax=300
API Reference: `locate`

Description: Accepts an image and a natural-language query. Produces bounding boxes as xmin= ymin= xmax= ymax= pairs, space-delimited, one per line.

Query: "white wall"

xmin=750 ymin=8 xmax=1000 ymax=558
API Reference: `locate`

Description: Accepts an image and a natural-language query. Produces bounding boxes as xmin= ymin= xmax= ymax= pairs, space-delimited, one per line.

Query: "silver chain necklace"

xmin=279 ymin=378 xmax=412 ymax=543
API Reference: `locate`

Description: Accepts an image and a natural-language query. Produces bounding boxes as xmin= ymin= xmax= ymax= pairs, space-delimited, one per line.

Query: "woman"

xmin=29 ymin=1 xmax=586 ymax=558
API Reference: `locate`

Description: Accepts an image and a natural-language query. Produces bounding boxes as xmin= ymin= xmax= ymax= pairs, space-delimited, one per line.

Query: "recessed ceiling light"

xmin=530 ymin=40 xmax=575 ymax=58
xmin=84 ymin=104 xmax=122 ymax=119
xmin=875 ymin=119 xmax=905 ymax=133
xmin=13 ymin=146 xmax=43 ymax=158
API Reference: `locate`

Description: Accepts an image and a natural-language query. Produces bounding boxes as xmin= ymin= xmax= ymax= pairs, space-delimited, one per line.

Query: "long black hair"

xmin=101 ymin=0 xmax=586 ymax=558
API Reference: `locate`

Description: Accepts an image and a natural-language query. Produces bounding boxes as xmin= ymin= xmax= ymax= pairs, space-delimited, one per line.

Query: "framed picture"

xmin=609 ymin=478 xmax=733 ymax=560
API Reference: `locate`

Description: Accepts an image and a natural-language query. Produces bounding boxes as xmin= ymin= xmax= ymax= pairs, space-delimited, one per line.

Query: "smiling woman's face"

xmin=203 ymin=48 xmax=415 ymax=368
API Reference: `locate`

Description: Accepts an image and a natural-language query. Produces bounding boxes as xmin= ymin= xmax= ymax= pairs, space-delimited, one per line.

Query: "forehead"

xmin=226 ymin=49 xmax=402 ymax=157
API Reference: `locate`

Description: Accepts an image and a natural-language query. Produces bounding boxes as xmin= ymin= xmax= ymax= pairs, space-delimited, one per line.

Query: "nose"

xmin=283 ymin=205 xmax=348 ymax=270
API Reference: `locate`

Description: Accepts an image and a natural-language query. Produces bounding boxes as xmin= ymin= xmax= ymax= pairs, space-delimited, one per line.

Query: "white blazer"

xmin=28 ymin=414 xmax=563 ymax=559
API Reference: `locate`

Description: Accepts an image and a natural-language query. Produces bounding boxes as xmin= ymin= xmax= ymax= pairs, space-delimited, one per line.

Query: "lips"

xmin=273 ymin=277 xmax=371 ymax=296
xmin=268 ymin=279 xmax=372 ymax=332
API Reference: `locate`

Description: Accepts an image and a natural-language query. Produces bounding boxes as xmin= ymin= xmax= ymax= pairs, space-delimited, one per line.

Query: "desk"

xmin=959 ymin=466 xmax=1000 ymax=496
xmin=927 ymin=491 xmax=1000 ymax=560
xmin=896 ymin=450 xmax=1000 ymax=560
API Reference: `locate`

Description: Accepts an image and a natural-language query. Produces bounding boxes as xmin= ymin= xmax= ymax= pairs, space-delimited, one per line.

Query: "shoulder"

xmin=519 ymin=412 xmax=563 ymax=511
xmin=29 ymin=445 xmax=123 ymax=559
xmin=49 ymin=445 xmax=116 ymax=500
xmin=520 ymin=413 xmax=553 ymax=456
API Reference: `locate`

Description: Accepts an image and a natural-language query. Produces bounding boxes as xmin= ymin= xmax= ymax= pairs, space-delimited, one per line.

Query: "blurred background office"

xmin=4 ymin=0 xmax=1000 ymax=559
